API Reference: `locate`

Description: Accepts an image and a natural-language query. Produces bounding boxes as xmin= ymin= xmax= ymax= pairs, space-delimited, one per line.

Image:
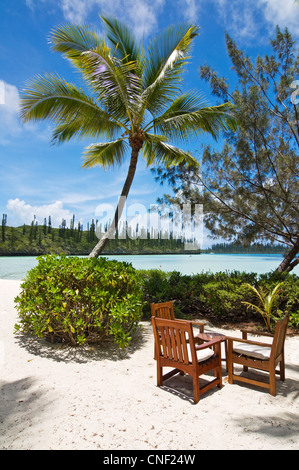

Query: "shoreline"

xmin=0 ymin=252 xmax=285 ymax=257
xmin=1 ymin=279 xmax=299 ymax=450
xmin=1 ymin=252 xmax=297 ymax=282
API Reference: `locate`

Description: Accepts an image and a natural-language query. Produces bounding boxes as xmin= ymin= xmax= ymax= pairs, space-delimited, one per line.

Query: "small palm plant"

xmin=20 ymin=16 xmax=236 ymax=258
xmin=242 ymin=282 xmax=284 ymax=332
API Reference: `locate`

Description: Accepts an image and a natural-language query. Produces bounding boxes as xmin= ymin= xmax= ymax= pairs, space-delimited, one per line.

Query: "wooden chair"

xmin=152 ymin=317 xmax=223 ymax=403
xmin=227 ymin=315 xmax=289 ymax=396
xmin=151 ymin=301 xmax=205 ymax=334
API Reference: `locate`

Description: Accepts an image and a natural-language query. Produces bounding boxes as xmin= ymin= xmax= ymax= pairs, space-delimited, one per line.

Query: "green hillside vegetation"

xmin=0 ymin=219 xmax=194 ymax=255
xmin=0 ymin=216 xmax=286 ymax=256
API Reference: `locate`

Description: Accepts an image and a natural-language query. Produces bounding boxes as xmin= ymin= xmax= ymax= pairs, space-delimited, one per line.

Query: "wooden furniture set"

xmin=151 ymin=301 xmax=289 ymax=403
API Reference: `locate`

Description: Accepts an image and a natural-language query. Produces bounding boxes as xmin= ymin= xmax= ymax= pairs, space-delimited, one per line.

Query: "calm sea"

xmin=0 ymin=253 xmax=297 ymax=280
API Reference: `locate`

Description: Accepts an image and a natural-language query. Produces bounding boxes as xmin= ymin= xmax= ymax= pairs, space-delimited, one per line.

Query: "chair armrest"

xmin=190 ymin=321 xmax=205 ymax=333
xmin=175 ymin=319 xmax=205 ymax=326
xmin=175 ymin=319 xmax=205 ymax=333
xmin=195 ymin=337 xmax=223 ymax=351
xmin=226 ymin=336 xmax=272 ymax=348
xmin=240 ymin=328 xmax=273 ymax=338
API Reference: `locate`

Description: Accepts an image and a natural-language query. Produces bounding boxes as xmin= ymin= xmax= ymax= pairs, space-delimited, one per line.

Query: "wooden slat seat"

xmin=152 ymin=317 xmax=223 ymax=403
xmin=226 ymin=315 xmax=289 ymax=396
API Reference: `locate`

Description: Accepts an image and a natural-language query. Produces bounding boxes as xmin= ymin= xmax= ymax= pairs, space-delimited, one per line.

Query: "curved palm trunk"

xmin=88 ymin=148 xmax=139 ymax=258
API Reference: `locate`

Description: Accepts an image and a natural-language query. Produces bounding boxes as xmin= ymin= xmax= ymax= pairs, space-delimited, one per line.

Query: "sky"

xmin=0 ymin=0 xmax=298 ymax=247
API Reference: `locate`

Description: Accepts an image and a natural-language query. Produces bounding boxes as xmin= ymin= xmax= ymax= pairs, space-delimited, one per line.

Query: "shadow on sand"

xmin=14 ymin=321 xmax=153 ymax=364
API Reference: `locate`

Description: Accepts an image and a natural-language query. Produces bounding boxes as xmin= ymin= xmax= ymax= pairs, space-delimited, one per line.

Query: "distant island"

xmin=0 ymin=216 xmax=286 ymax=256
xmin=0 ymin=222 xmax=194 ymax=256
xmin=205 ymin=242 xmax=285 ymax=255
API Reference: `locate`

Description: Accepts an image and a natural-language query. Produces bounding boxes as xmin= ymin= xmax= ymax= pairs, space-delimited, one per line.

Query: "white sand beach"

xmin=0 ymin=279 xmax=298 ymax=450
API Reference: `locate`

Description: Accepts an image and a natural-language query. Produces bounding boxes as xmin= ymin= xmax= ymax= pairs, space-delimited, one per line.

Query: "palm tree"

xmin=20 ymin=16 xmax=236 ymax=258
xmin=242 ymin=282 xmax=284 ymax=332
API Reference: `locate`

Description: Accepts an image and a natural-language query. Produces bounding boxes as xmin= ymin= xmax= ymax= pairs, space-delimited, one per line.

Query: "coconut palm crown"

xmin=20 ymin=16 xmax=236 ymax=258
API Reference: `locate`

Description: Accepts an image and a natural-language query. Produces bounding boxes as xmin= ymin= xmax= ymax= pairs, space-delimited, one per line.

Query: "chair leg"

xmin=213 ymin=357 xmax=223 ymax=389
xmin=157 ymin=363 xmax=163 ymax=386
xmin=269 ymin=365 xmax=276 ymax=396
xmin=279 ymin=356 xmax=285 ymax=381
xmin=228 ymin=363 xmax=234 ymax=384
xmin=227 ymin=343 xmax=234 ymax=384
xmin=217 ymin=363 xmax=223 ymax=388
xmin=224 ymin=341 xmax=228 ymax=371
xmin=193 ymin=375 xmax=200 ymax=404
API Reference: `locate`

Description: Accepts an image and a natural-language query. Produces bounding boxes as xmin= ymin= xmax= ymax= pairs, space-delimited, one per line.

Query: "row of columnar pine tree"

xmin=1 ymin=213 xmax=286 ymax=256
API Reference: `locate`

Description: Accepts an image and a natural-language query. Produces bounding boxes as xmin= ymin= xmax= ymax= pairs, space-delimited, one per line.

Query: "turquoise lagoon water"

xmin=0 ymin=253 xmax=297 ymax=280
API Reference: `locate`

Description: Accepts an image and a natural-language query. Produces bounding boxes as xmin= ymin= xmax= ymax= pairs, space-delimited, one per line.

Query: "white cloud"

xmin=178 ymin=0 xmax=201 ymax=23
xmin=212 ymin=0 xmax=299 ymax=42
xmin=59 ymin=0 xmax=202 ymax=37
xmin=25 ymin=0 xmax=201 ymax=40
xmin=60 ymin=0 xmax=92 ymax=23
xmin=258 ymin=0 xmax=299 ymax=37
xmin=60 ymin=0 xmax=165 ymax=37
xmin=125 ymin=0 xmax=163 ymax=37
xmin=6 ymin=198 xmax=75 ymax=227
xmin=0 ymin=81 xmax=19 ymax=113
xmin=25 ymin=0 xmax=299 ymax=40
xmin=0 ymin=80 xmax=51 ymax=145
xmin=212 ymin=0 xmax=263 ymax=41
xmin=0 ymin=81 xmax=5 ymax=105
xmin=0 ymin=80 xmax=21 ymax=144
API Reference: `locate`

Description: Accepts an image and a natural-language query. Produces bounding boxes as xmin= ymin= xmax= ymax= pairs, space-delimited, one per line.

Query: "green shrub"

xmin=139 ymin=269 xmax=196 ymax=318
xmin=139 ymin=269 xmax=299 ymax=328
xmin=14 ymin=255 xmax=144 ymax=348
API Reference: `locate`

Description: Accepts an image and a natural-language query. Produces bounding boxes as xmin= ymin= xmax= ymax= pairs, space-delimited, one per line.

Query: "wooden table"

xmin=197 ymin=331 xmax=227 ymax=369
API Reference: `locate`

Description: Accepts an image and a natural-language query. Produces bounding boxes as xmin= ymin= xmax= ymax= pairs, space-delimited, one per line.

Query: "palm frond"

xmin=266 ymin=282 xmax=284 ymax=312
xmin=20 ymin=73 xmax=96 ymax=122
xmin=81 ymin=45 xmax=142 ymax=123
xmin=49 ymin=23 xmax=105 ymax=67
xmin=241 ymin=301 xmax=265 ymax=317
xmin=144 ymin=23 xmax=199 ymax=87
xmin=50 ymin=22 xmax=142 ymax=122
xmin=142 ymin=133 xmax=199 ymax=167
xmin=100 ymin=15 xmax=143 ymax=70
xmin=51 ymin=112 xmax=121 ymax=144
xmin=82 ymin=138 xmax=128 ymax=169
xmin=147 ymin=93 xmax=237 ymax=140
xmin=242 ymin=283 xmax=265 ymax=304
xmin=141 ymin=24 xmax=199 ymax=117
xmin=20 ymin=73 xmax=125 ymax=142
xmin=20 ymin=16 xmax=236 ymax=201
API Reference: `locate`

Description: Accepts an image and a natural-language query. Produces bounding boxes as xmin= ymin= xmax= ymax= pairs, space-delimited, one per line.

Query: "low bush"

xmin=14 ymin=255 xmax=144 ymax=348
xmin=139 ymin=269 xmax=299 ymax=328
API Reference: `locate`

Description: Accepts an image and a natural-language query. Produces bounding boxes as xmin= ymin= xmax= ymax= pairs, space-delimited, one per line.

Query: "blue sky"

xmin=0 ymin=0 xmax=298 ymax=247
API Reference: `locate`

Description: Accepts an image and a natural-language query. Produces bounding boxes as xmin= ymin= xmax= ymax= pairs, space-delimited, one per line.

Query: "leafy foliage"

xmin=242 ymin=282 xmax=285 ymax=332
xmin=20 ymin=17 xmax=236 ymax=168
xmin=20 ymin=16 xmax=236 ymax=257
xmin=14 ymin=255 xmax=144 ymax=348
xmin=140 ymin=269 xmax=299 ymax=328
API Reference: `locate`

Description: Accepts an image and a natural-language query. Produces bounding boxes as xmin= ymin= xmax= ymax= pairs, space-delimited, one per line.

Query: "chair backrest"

xmin=271 ymin=315 xmax=289 ymax=360
xmin=152 ymin=317 xmax=196 ymax=365
xmin=151 ymin=301 xmax=175 ymax=320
